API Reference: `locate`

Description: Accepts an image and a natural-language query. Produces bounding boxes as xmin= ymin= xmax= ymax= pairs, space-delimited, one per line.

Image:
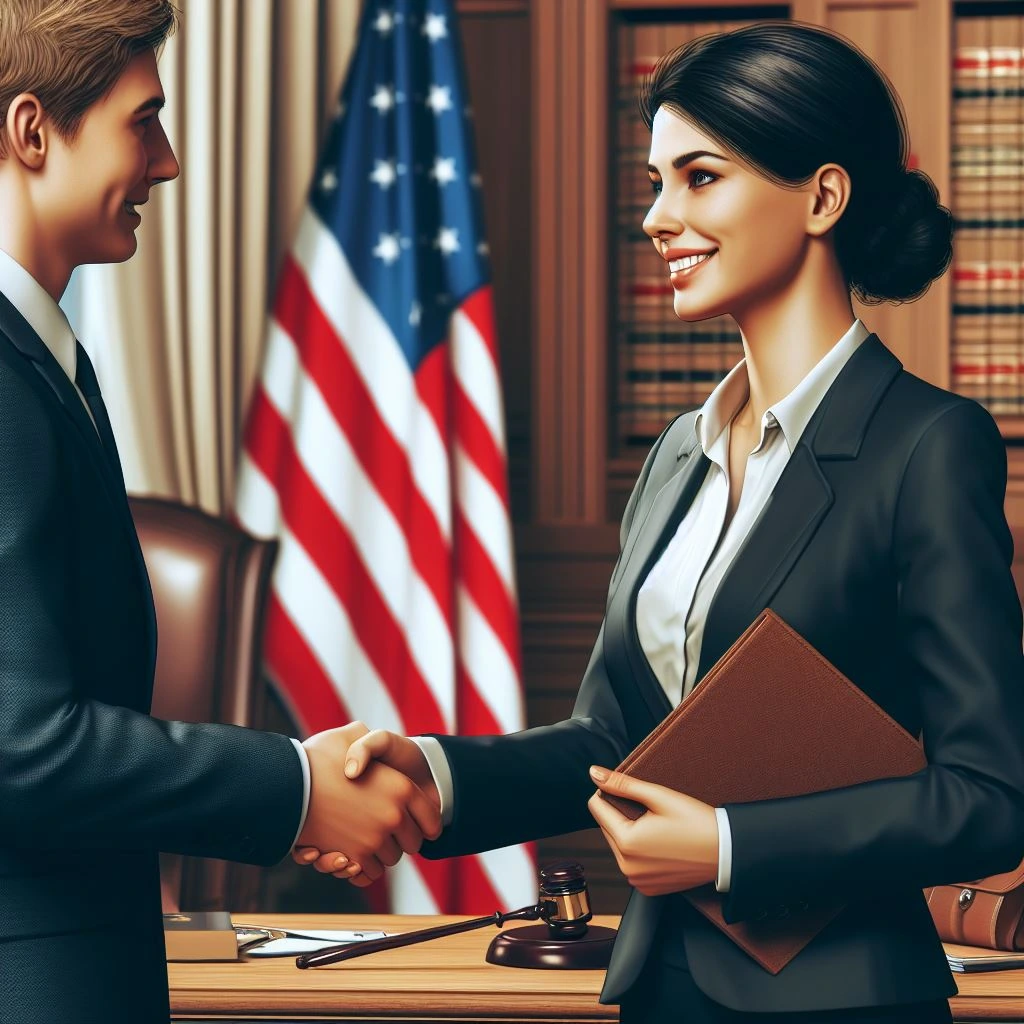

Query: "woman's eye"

xmin=649 ymin=179 xmax=663 ymax=195
xmin=690 ymin=169 xmax=717 ymax=189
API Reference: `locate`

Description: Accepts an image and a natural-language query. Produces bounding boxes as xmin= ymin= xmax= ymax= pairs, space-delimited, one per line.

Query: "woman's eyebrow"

xmin=647 ymin=150 xmax=730 ymax=174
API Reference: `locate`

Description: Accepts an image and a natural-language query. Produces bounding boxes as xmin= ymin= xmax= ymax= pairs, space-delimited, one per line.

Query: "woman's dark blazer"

xmin=421 ymin=333 xmax=1024 ymax=1014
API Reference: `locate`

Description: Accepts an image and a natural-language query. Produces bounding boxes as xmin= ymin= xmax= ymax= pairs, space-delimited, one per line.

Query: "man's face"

xmin=38 ymin=48 xmax=179 ymax=266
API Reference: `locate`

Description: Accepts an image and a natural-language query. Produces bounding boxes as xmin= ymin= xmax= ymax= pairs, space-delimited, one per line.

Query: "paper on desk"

xmin=245 ymin=930 xmax=388 ymax=958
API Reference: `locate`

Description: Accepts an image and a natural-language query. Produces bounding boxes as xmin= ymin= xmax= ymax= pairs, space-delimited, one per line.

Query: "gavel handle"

xmin=295 ymin=902 xmax=554 ymax=969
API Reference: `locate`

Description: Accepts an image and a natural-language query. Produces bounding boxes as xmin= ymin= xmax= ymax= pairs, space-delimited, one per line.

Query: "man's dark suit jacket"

xmin=421 ymin=333 xmax=1024 ymax=1014
xmin=0 ymin=294 xmax=304 ymax=1023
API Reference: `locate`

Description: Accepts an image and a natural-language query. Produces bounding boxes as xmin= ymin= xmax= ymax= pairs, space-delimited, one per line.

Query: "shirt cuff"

xmin=409 ymin=736 xmax=454 ymax=827
xmin=289 ymin=738 xmax=311 ymax=848
xmin=715 ymin=806 xmax=732 ymax=892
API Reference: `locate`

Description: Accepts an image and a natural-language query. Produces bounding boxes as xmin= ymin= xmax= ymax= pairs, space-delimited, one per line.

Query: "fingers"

xmin=405 ymin=779 xmax=442 ymax=840
xmin=353 ymin=852 xmax=386 ymax=882
xmin=589 ymin=765 xmax=676 ymax=815
xmin=343 ymin=730 xmax=397 ymax=779
xmin=292 ymin=846 xmax=321 ymax=865
xmin=587 ymin=787 xmax=625 ymax=842
xmin=378 ymin=829 xmax=408 ymax=868
xmin=391 ymin=807 xmax=427 ymax=856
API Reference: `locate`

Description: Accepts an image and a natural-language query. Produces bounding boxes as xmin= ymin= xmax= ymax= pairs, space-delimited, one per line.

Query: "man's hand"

xmin=586 ymin=765 xmax=719 ymax=897
xmin=292 ymin=730 xmax=438 ymax=885
xmin=296 ymin=724 xmax=442 ymax=884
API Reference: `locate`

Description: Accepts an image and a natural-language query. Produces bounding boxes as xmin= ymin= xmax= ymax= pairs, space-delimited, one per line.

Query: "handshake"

xmin=291 ymin=721 xmax=438 ymax=886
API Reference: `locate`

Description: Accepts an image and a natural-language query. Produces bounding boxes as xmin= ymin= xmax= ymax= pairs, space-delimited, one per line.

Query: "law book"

xmin=600 ymin=608 xmax=927 ymax=975
xmin=944 ymin=943 xmax=1024 ymax=973
xmin=163 ymin=911 xmax=241 ymax=962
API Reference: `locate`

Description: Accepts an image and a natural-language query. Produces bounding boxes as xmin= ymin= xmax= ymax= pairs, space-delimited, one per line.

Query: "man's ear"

xmin=5 ymin=93 xmax=48 ymax=169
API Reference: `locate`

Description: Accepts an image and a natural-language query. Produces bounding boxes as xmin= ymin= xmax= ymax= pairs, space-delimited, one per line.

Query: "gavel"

xmin=296 ymin=860 xmax=617 ymax=970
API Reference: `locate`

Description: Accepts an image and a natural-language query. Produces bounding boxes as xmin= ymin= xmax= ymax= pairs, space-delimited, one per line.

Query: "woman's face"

xmin=642 ymin=106 xmax=815 ymax=324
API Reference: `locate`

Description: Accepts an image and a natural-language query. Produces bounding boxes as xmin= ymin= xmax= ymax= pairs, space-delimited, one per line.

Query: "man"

xmin=0 ymin=3 xmax=440 ymax=1020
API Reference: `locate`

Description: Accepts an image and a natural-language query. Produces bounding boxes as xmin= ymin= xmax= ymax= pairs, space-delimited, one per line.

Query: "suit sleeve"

xmin=0 ymin=379 xmax=303 ymax=865
xmin=720 ymin=400 xmax=1024 ymax=924
xmin=420 ymin=418 xmax=682 ymax=859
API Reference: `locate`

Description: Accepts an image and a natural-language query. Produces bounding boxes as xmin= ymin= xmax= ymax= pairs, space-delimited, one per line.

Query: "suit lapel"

xmin=693 ymin=334 xmax=902 ymax=680
xmin=617 ymin=426 xmax=711 ymax=725
xmin=0 ymin=292 xmax=157 ymax=679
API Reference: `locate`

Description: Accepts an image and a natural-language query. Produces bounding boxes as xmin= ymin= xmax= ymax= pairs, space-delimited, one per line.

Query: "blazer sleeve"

xmin=420 ymin=417 xmax=683 ymax=859
xmin=0 ymin=378 xmax=303 ymax=866
xmin=720 ymin=400 xmax=1024 ymax=924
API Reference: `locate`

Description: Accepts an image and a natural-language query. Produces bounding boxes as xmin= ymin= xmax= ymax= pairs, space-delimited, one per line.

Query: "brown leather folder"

xmin=600 ymin=608 xmax=927 ymax=974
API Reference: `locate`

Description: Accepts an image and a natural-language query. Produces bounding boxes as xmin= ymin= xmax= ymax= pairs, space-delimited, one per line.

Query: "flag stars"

xmin=435 ymin=226 xmax=460 ymax=256
xmin=426 ymin=84 xmax=453 ymax=115
xmin=430 ymin=156 xmax=457 ymax=186
xmin=423 ymin=13 xmax=448 ymax=42
xmin=373 ymin=232 xmax=403 ymax=265
xmin=409 ymin=301 xmax=422 ymax=327
xmin=370 ymin=85 xmax=397 ymax=114
xmin=370 ymin=159 xmax=400 ymax=189
xmin=373 ymin=8 xmax=395 ymax=35
xmin=320 ymin=168 xmax=339 ymax=193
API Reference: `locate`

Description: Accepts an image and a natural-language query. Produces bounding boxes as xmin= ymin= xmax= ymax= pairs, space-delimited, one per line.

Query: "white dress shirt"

xmin=0 ymin=247 xmax=312 ymax=847
xmin=416 ymin=318 xmax=871 ymax=894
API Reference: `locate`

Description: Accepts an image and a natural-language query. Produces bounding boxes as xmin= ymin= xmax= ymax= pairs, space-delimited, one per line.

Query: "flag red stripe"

xmin=413 ymin=342 xmax=450 ymax=447
xmin=454 ymin=510 xmax=521 ymax=675
xmin=458 ymin=286 xmax=501 ymax=363
xmin=276 ymin=258 xmax=454 ymax=630
xmin=263 ymin=592 xmax=350 ymax=736
xmin=455 ymin=663 xmax=504 ymax=737
xmin=246 ymin=388 xmax=448 ymax=734
xmin=453 ymin=381 xmax=510 ymax=507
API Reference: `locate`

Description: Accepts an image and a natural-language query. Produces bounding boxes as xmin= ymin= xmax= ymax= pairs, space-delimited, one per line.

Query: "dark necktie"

xmin=74 ymin=340 xmax=126 ymax=484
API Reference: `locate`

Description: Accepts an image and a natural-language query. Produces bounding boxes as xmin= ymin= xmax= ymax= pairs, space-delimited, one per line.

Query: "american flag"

xmin=234 ymin=0 xmax=534 ymax=914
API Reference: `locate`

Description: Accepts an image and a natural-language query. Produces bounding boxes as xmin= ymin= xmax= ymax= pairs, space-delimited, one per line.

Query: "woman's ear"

xmin=806 ymin=163 xmax=851 ymax=237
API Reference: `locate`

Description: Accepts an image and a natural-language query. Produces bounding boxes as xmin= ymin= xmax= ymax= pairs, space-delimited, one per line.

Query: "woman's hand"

xmin=587 ymin=766 xmax=719 ymax=897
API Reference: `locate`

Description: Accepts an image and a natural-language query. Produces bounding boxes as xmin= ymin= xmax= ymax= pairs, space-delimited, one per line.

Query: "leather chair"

xmin=128 ymin=495 xmax=279 ymax=914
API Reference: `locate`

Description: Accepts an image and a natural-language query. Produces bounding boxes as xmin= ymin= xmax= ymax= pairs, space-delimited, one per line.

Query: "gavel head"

xmin=538 ymin=861 xmax=593 ymax=940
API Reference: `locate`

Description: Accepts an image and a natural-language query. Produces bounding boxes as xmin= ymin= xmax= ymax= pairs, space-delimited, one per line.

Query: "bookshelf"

xmin=951 ymin=2 xmax=1024 ymax=437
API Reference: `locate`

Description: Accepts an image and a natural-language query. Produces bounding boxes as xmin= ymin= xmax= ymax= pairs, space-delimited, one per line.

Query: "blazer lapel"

xmin=693 ymin=334 xmax=902 ymax=681
xmin=615 ymin=426 xmax=712 ymax=726
xmin=0 ymin=292 xmax=158 ymax=678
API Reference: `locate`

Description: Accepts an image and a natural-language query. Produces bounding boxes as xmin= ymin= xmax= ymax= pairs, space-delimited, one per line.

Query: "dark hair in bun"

xmin=639 ymin=22 xmax=953 ymax=305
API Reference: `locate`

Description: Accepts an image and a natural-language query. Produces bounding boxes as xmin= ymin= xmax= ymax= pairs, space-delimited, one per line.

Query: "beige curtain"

xmin=79 ymin=0 xmax=361 ymax=514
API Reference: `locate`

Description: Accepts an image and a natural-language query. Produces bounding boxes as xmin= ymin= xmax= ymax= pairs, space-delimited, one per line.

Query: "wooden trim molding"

xmin=531 ymin=0 xmax=609 ymax=523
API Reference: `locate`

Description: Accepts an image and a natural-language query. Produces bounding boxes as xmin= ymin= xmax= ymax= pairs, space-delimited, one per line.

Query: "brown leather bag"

xmin=924 ymin=856 xmax=1024 ymax=950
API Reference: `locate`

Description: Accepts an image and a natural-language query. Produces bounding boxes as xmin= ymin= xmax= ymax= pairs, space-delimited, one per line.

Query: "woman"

xmin=296 ymin=22 xmax=1024 ymax=1023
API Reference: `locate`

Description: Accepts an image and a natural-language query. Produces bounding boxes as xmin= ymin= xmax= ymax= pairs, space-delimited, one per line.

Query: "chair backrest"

xmin=128 ymin=495 xmax=279 ymax=913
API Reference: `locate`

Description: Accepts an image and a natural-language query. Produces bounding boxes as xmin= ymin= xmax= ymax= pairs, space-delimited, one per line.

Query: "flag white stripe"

xmin=451 ymin=307 xmax=506 ymax=447
xmin=272 ymin=526 xmax=407 ymax=732
xmin=291 ymin=209 xmax=451 ymax=539
xmin=260 ymin=321 xmax=456 ymax=730
xmin=235 ymin=451 xmax=282 ymax=541
xmin=456 ymin=586 xmax=522 ymax=735
xmin=477 ymin=845 xmax=538 ymax=911
xmin=454 ymin=444 xmax=515 ymax=596
xmin=388 ymin=857 xmax=442 ymax=915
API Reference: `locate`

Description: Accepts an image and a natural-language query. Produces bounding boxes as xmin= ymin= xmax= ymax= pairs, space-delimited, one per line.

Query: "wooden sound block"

xmin=485 ymin=924 xmax=617 ymax=969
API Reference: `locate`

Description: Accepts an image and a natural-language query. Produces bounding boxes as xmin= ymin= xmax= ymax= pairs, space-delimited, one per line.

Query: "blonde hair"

xmin=0 ymin=0 xmax=180 ymax=158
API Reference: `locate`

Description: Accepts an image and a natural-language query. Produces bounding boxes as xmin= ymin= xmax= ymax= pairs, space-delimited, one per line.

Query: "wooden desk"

xmin=168 ymin=914 xmax=1024 ymax=1023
